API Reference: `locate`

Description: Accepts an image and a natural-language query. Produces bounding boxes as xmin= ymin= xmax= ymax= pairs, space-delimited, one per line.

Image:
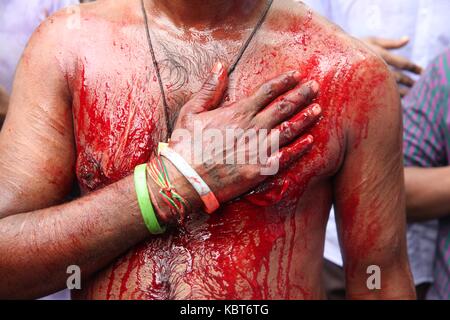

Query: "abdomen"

xmin=77 ymin=185 xmax=331 ymax=300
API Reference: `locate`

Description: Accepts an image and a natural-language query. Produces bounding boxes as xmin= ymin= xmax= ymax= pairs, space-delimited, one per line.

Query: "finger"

xmin=255 ymin=80 xmax=319 ymax=129
xmin=381 ymin=50 xmax=423 ymax=74
xmin=393 ymin=71 xmax=415 ymax=87
xmin=266 ymin=135 xmax=314 ymax=170
xmin=188 ymin=61 xmax=229 ymax=113
xmin=399 ymin=86 xmax=410 ymax=98
xmin=275 ymin=104 xmax=322 ymax=147
xmin=245 ymin=71 xmax=302 ymax=113
xmin=368 ymin=36 xmax=409 ymax=49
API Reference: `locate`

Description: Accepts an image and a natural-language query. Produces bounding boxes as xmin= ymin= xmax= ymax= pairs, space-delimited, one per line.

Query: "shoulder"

xmin=23 ymin=0 xmax=140 ymax=72
xmin=279 ymin=1 xmax=395 ymax=104
xmin=271 ymin=2 xmax=398 ymax=142
xmin=28 ymin=0 xmax=139 ymax=45
xmin=271 ymin=0 xmax=390 ymax=74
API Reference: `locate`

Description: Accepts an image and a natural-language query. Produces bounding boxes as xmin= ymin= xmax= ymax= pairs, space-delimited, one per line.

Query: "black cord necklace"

xmin=140 ymin=0 xmax=274 ymax=141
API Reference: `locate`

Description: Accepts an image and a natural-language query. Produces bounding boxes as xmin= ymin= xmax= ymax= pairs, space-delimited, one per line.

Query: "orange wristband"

xmin=159 ymin=144 xmax=220 ymax=214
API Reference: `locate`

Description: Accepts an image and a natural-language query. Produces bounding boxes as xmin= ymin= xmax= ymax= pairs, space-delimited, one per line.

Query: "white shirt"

xmin=301 ymin=0 xmax=450 ymax=69
xmin=0 ymin=0 xmax=78 ymax=93
xmin=302 ymin=0 xmax=449 ymax=285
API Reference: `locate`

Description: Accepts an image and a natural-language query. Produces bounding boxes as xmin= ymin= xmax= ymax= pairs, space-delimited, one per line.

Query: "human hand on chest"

xmin=163 ymin=61 xmax=322 ymax=211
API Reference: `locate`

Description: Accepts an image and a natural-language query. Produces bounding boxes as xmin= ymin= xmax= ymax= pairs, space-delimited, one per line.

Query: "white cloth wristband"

xmin=159 ymin=144 xmax=220 ymax=214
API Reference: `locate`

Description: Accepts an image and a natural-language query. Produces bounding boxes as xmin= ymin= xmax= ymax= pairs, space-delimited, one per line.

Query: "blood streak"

xmin=69 ymin=5 xmax=388 ymax=300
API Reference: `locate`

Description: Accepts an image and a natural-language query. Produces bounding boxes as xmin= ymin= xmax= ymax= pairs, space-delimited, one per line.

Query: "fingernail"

xmin=212 ymin=62 xmax=224 ymax=75
xmin=401 ymin=36 xmax=410 ymax=42
xmin=312 ymin=104 xmax=322 ymax=116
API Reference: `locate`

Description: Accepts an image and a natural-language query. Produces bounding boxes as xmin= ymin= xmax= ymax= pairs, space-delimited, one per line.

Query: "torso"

xmin=66 ymin=0 xmax=372 ymax=299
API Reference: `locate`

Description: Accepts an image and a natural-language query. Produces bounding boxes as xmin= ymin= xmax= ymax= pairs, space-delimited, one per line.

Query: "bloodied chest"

xmin=69 ymin=22 xmax=348 ymax=299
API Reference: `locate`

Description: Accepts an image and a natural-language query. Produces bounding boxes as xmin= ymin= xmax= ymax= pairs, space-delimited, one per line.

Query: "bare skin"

xmin=405 ymin=167 xmax=450 ymax=222
xmin=0 ymin=0 xmax=415 ymax=299
xmin=0 ymin=0 xmax=319 ymax=299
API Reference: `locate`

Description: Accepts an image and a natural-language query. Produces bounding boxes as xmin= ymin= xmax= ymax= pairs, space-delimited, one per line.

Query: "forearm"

xmin=337 ymin=58 xmax=416 ymax=300
xmin=346 ymin=260 xmax=416 ymax=300
xmin=405 ymin=167 xmax=450 ymax=222
xmin=0 ymin=175 xmax=149 ymax=299
xmin=0 ymin=153 xmax=205 ymax=299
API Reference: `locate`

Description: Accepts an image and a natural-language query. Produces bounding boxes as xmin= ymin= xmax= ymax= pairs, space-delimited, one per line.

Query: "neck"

xmin=148 ymin=0 xmax=267 ymax=28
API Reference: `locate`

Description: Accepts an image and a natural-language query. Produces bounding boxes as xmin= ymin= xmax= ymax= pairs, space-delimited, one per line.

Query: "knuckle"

xmin=262 ymin=83 xmax=276 ymax=99
xmin=282 ymin=126 xmax=294 ymax=141
xmin=398 ymin=60 xmax=410 ymax=69
xmin=283 ymin=74 xmax=293 ymax=85
xmin=231 ymin=110 xmax=246 ymax=121
xmin=277 ymin=99 xmax=293 ymax=114
xmin=406 ymin=63 xmax=417 ymax=71
xmin=299 ymin=86 xmax=313 ymax=100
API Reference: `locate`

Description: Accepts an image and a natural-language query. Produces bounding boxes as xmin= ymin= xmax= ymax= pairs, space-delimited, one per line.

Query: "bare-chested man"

xmin=0 ymin=0 xmax=415 ymax=299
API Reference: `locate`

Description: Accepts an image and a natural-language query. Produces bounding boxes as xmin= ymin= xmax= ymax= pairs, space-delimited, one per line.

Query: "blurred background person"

xmin=403 ymin=49 xmax=450 ymax=300
xmin=0 ymin=0 xmax=85 ymax=130
xmin=301 ymin=0 xmax=450 ymax=299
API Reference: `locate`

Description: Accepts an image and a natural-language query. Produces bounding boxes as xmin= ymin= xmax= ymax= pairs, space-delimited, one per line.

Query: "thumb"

xmin=188 ymin=61 xmax=229 ymax=113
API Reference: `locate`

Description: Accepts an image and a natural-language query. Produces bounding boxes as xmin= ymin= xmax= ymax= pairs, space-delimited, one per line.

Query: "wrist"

xmin=146 ymin=156 xmax=203 ymax=224
xmin=146 ymin=174 xmax=172 ymax=224
xmin=161 ymin=157 xmax=204 ymax=210
xmin=159 ymin=146 xmax=220 ymax=214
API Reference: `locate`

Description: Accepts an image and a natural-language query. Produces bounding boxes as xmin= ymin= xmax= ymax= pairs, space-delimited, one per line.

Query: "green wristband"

xmin=134 ymin=164 xmax=166 ymax=235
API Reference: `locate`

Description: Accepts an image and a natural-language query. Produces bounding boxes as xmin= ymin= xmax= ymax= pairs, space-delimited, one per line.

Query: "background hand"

xmin=363 ymin=37 xmax=423 ymax=97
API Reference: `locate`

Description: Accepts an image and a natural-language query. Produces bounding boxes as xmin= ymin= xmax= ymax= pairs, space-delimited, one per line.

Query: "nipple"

xmin=244 ymin=177 xmax=290 ymax=207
